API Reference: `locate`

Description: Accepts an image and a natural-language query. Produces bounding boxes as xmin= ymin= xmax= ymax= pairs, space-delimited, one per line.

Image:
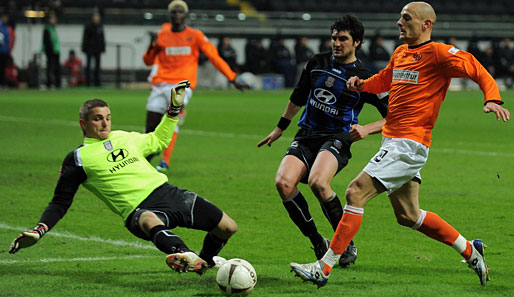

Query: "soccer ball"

xmin=216 ymin=258 xmax=257 ymax=296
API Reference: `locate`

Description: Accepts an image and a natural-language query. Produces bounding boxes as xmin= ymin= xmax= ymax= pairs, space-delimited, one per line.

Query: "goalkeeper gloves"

xmin=9 ymin=223 xmax=47 ymax=254
xmin=167 ymin=80 xmax=191 ymax=117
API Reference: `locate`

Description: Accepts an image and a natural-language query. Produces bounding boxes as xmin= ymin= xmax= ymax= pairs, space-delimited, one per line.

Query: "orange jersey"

xmin=143 ymin=25 xmax=236 ymax=89
xmin=363 ymin=41 xmax=501 ymax=147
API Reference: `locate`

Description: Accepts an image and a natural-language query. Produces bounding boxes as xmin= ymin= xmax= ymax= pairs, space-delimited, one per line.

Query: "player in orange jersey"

xmin=290 ymin=1 xmax=510 ymax=288
xmin=143 ymin=0 xmax=249 ymax=171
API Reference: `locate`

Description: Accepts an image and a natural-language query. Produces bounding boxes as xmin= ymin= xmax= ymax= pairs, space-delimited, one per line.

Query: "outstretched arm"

xmin=257 ymin=101 xmax=302 ymax=147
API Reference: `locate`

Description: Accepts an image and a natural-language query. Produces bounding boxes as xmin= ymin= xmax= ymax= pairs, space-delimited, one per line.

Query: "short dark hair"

xmin=330 ymin=15 xmax=365 ymax=51
xmin=80 ymin=99 xmax=108 ymax=121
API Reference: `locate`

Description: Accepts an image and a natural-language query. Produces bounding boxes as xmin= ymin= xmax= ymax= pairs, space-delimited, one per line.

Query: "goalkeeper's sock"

xmin=412 ymin=210 xmax=472 ymax=260
xmin=161 ymin=130 xmax=179 ymax=166
xmin=150 ymin=225 xmax=190 ymax=254
xmin=199 ymin=232 xmax=228 ymax=267
xmin=320 ymin=193 xmax=343 ymax=231
xmin=283 ymin=191 xmax=323 ymax=246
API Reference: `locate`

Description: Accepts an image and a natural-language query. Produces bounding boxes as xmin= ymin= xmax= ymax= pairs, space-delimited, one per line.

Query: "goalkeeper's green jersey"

xmin=39 ymin=116 xmax=178 ymax=229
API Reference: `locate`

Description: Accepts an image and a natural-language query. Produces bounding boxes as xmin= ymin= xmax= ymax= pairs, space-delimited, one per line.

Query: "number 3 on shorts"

xmin=373 ymin=149 xmax=388 ymax=162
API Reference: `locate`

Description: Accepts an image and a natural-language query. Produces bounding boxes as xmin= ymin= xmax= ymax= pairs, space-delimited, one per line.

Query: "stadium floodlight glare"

xmin=238 ymin=13 xmax=246 ymax=21
xmin=144 ymin=12 xmax=153 ymax=20
xmin=302 ymin=13 xmax=311 ymax=21
xmin=215 ymin=14 xmax=224 ymax=22
xmin=24 ymin=10 xmax=45 ymax=18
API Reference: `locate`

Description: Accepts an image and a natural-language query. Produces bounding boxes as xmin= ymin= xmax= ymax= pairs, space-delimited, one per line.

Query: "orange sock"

xmin=162 ymin=131 xmax=178 ymax=165
xmin=321 ymin=205 xmax=363 ymax=275
xmin=414 ymin=210 xmax=472 ymax=260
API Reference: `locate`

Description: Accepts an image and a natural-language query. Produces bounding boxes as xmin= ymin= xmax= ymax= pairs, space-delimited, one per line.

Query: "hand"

xmin=257 ymin=128 xmax=283 ymax=147
xmin=346 ymin=76 xmax=364 ymax=91
xmin=168 ymin=80 xmax=191 ymax=117
xmin=350 ymin=124 xmax=369 ymax=141
xmin=231 ymin=79 xmax=250 ymax=92
xmin=483 ymin=102 xmax=510 ymax=122
xmin=9 ymin=224 xmax=47 ymax=254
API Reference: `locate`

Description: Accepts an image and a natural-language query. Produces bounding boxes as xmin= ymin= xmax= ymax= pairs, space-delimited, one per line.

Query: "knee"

xmin=217 ymin=215 xmax=238 ymax=238
xmin=394 ymin=212 xmax=418 ymax=227
xmin=308 ymin=176 xmax=329 ymax=198
xmin=275 ymin=174 xmax=296 ymax=199
xmin=345 ymin=181 xmax=362 ymax=206
xmin=138 ymin=211 xmax=163 ymax=234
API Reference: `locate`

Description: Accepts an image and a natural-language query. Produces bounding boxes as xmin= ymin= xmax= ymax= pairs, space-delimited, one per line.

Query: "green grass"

xmin=0 ymin=88 xmax=513 ymax=296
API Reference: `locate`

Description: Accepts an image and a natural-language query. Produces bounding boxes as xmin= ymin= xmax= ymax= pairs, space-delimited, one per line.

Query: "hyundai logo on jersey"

xmin=107 ymin=149 xmax=129 ymax=162
xmin=314 ymin=88 xmax=337 ymax=104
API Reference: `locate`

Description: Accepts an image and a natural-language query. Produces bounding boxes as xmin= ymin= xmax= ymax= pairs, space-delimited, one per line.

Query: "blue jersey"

xmin=290 ymin=52 xmax=388 ymax=133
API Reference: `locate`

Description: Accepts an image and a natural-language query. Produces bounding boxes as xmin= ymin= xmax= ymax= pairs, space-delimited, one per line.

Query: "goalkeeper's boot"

xmin=339 ymin=240 xmax=358 ymax=268
xmin=156 ymin=160 xmax=169 ymax=172
xmin=467 ymin=239 xmax=490 ymax=286
xmin=166 ymin=251 xmax=208 ymax=275
xmin=312 ymin=237 xmax=330 ymax=260
xmin=290 ymin=261 xmax=329 ymax=288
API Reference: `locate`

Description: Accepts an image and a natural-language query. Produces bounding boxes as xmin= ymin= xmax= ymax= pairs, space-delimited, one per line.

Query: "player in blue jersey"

xmin=258 ymin=16 xmax=388 ymax=267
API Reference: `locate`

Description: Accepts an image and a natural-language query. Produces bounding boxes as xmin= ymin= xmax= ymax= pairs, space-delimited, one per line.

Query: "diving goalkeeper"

xmin=9 ymin=80 xmax=237 ymax=275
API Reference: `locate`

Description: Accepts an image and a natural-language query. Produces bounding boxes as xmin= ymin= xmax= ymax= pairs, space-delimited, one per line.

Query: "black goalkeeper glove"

xmin=167 ymin=80 xmax=191 ymax=117
xmin=9 ymin=223 xmax=47 ymax=254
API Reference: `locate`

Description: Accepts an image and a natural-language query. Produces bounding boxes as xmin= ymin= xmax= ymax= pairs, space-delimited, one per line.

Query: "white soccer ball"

xmin=216 ymin=258 xmax=257 ymax=296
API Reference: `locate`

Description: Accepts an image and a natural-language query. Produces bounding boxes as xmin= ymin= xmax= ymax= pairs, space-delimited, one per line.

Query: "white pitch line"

xmin=0 ymin=255 xmax=157 ymax=265
xmin=1 ymin=115 xmax=513 ymax=157
xmin=0 ymin=222 xmax=156 ymax=250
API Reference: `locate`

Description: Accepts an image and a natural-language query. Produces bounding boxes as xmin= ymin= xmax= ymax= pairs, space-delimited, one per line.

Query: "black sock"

xmin=199 ymin=233 xmax=228 ymax=266
xmin=320 ymin=193 xmax=343 ymax=232
xmin=283 ymin=191 xmax=323 ymax=246
xmin=149 ymin=225 xmax=190 ymax=254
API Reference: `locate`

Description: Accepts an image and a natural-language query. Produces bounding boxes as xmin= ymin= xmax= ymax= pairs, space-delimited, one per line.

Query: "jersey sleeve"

xmin=290 ymin=57 xmax=316 ymax=106
xmin=437 ymin=45 xmax=502 ymax=104
xmin=39 ymin=149 xmax=87 ymax=230
xmin=362 ymin=91 xmax=389 ymax=118
xmin=142 ymin=46 xmax=159 ymax=66
xmin=128 ymin=116 xmax=179 ymax=156
xmin=198 ymin=32 xmax=237 ymax=81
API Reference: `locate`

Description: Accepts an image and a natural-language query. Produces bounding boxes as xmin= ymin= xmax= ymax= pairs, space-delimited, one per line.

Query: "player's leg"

xmin=276 ymin=155 xmax=327 ymax=259
xmin=145 ymin=85 xmax=169 ymax=163
xmin=390 ymin=181 xmax=489 ymax=285
xmin=159 ymin=87 xmax=193 ymax=170
xmin=291 ymin=171 xmax=383 ymax=284
xmin=308 ymin=150 xmax=357 ymax=267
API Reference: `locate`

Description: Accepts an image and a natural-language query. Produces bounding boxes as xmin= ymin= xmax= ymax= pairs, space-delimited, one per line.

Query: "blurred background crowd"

xmin=1 ymin=0 xmax=513 ymax=89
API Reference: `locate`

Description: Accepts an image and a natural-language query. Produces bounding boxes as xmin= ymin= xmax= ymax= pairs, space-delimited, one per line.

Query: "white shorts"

xmin=146 ymin=82 xmax=193 ymax=114
xmin=363 ymin=137 xmax=429 ymax=195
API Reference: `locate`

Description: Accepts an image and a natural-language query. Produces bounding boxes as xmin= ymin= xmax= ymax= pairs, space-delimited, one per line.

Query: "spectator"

xmin=42 ymin=13 xmax=61 ymax=88
xmin=27 ymin=53 xmax=41 ymax=88
xmin=0 ymin=12 xmax=10 ymax=87
xmin=467 ymin=37 xmax=484 ymax=64
xmin=244 ymin=38 xmax=269 ymax=74
xmin=5 ymin=55 xmax=18 ymax=88
xmin=294 ymin=37 xmax=314 ymax=83
xmin=63 ymin=49 xmax=84 ymax=87
xmin=318 ymin=38 xmax=331 ymax=53
xmin=368 ymin=34 xmax=391 ymax=73
xmin=270 ymin=38 xmax=296 ymax=87
xmin=496 ymin=38 xmax=514 ymax=87
xmin=81 ymin=11 xmax=105 ymax=87
xmin=217 ymin=36 xmax=239 ymax=72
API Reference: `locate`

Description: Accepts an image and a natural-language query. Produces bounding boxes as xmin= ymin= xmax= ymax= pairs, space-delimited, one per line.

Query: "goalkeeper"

xmin=9 ymin=80 xmax=237 ymax=275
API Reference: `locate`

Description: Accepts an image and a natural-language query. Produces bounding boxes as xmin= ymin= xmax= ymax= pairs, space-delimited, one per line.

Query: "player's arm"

xmin=198 ymin=35 xmax=249 ymax=91
xmin=440 ymin=46 xmax=510 ymax=122
xmin=9 ymin=150 xmax=85 ymax=254
xmin=142 ymin=33 xmax=161 ymax=66
xmin=257 ymin=57 xmax=313 ymax=147
xmin=257 ymin=101 xmax=302 ymax=147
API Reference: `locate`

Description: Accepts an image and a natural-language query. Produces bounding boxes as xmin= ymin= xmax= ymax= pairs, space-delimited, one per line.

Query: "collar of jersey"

xmin=83 ymin=137 xmax=108 ymax=144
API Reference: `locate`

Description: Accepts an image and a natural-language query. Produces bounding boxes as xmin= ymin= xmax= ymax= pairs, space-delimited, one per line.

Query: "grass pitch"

xmin=0 ymin=88 xmax=513 ymax=296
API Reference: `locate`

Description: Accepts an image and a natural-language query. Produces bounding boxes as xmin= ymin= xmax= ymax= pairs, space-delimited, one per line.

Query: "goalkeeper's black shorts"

xmin=125 ymin=183 xmax=223 ymax=240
